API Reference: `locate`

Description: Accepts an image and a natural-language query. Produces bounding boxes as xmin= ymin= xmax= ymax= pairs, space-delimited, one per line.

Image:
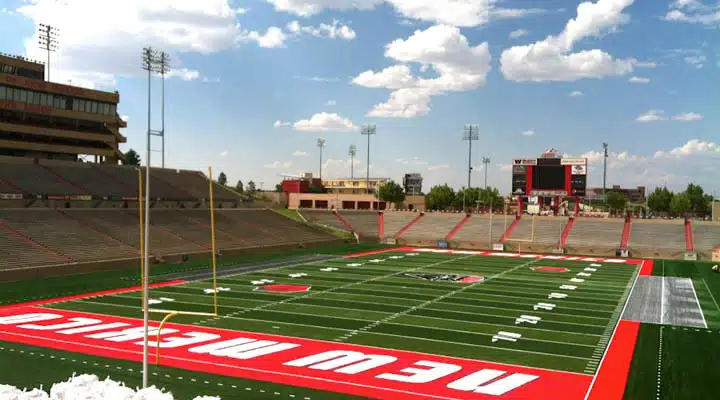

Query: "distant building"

xmin=0 ymin=52 xmax=126 ymax=163
xmin=587 ymin=185 xmax=646 ymax=203
xmin=403 ymin=173 xmax=423 ymax=195
xmin=322 ymin=178 xmax=389 ymax=194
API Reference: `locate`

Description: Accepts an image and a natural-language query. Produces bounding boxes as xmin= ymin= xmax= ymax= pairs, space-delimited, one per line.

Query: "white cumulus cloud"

xmin=352 ymin=25 xmax=491 ymax=118
xmin=664 ymin=0 xmax=720 ymax=24
xmin=500 ymin=0 xmax=654 ymax=82
xmin=654 ymin=139 xmax=720 ymax=158
xmin=636 ymin=110 xmax=703 ymax=122
xmin=274 ymin=120 xmax=292 ymax=127
xmin=521 ymin=130 xmax=536 ymax=137
xmin=628 ymin=76 xmax=650 ymax=84
xmin=16 ymin=0 xmax=244 ymax=88
xmin=286 ymin=19 xmax=356 ymax=40
xmin=509 ymin=28 xmax=529 ymax=39
xmin=293 ymin=151 xmax=308 ymax=156
xmin=265 ymin=0 xmax=546 ymax=27
xmin=293 ymin=112 xmax=359 ymax=132
xmin=264 ymin=160 xmax=293 ymax=168
xmin=569 ymin=90 xmax=584 ymax=97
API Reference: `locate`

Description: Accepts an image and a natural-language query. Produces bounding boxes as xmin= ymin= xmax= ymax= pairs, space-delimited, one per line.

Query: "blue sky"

xmin=0 ymin=0 xmax=718 ymax=194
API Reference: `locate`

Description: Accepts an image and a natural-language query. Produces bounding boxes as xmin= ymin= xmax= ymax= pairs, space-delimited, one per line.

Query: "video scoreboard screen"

xmin=511 ymin=157 xmax=587 ymax=197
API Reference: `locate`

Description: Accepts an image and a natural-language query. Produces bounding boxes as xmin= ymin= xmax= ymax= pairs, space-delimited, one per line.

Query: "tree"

xmin=123 ymin=149 xmax=141 ymax=166
xmin=647 ymin=186 xmax=673 ymax=213
xmin=479 ymin=187 xmax=504 ymax=209
xmin=246 ymin=180 xmax=256 ymax=195
xmin=685 ymin=183 xmax=708 ymax=214
xmin=426 ymin=184 xmax=455 ymax=210
xmin=605 ymin=191 xmax=628 ymax=211
xmin=235 ymin=180 xmax=244 ymax=192
xmin=453 ymin=187 xmax=480 ymax=209
xmin=218 ymin=172 xmax=227 ymax=186
xmin=670 ymin=192 xmax=692 ymax=214
xmin=376 ymin=180 xmax=406 ymax=204
xmin=275 ymin=183 xmax=284 ymax=193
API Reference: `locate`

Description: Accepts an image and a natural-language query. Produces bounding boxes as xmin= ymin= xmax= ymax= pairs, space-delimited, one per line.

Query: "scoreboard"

xmin=511 ymin=157 xmax=587 ymax=197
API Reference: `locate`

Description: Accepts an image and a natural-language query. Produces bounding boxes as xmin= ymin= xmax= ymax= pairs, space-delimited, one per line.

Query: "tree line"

xmin=604 ymin=183 xmax=714 ymax=216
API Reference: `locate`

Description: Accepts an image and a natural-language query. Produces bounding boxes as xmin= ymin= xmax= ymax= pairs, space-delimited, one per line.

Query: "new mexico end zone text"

xmin=0 ymin=306 xmax=590 ymax=400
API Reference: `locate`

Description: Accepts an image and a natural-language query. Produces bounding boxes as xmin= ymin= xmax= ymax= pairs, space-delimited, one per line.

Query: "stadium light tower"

xmin=156 ymin=52 xmax=170 ymax=169
xmin=349 ymin=144 xmax=357 ymax=179
xmin=482 ymin=156 xmax=491 ymax=189
xmin=361 ymin=125 xmax=376 ymax=193
xmin=462 ymin=124 xmax=479 ymax=210
xmin=317 ymin=137 xmax=326 ymax=181
xmin=37 ymin=24 xmax=59 ymax=82
xmin=602 ymin=142 xmax=609 ymax=196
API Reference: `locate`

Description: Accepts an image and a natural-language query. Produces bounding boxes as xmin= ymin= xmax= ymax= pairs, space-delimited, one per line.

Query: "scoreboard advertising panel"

xmin=512 ymin=157 xmax=587 ymax=197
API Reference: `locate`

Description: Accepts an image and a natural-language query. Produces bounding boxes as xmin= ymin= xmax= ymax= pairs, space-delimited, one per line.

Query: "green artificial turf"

xmin=0 ymin=341 xmax=368 ymax=399
xmin=652 ymin=258 xmax=720 ymax=329
xmin=0 ymin=243 xmax=390 ymax=307
xmin=623 ymin=323 xmax=720 ymax=400
xmin=39 ymin=251 xmax=638 ymax=374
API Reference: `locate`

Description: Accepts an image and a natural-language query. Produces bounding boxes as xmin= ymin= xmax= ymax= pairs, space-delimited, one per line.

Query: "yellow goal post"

xmin=138 ymin=167 xmax=221 ymax=365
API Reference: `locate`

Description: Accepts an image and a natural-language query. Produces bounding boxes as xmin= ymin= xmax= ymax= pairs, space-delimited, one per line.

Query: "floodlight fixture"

xmin=37 ymin=24 xmax=59 ymax=81
xmin=349 ymin=145 xmax=357 ymax=179
xmin=361 ymin=125 xmax=377 ymax=193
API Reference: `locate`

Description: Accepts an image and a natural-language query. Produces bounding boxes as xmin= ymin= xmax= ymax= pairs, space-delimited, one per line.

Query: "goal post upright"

xmin=138 ymin=169 xmax=145 ymax=308
xmin=208 ymin=166 xmax=219 ymax=315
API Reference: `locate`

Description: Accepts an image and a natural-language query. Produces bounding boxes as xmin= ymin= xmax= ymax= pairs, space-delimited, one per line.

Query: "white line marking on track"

xmin=656 ymin=326 xmax=664 ymax=400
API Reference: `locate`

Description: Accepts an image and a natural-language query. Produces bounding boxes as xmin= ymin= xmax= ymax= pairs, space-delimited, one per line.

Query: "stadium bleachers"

xmin=0 ymin=224 xmax=71 ymax=268
xmin=0 ymin=156 xmax=244 ymax=202
xmin=566 ymin=218 xmax=625 ymax=248
xmin=383 ymin=212 xmax=418 ymax=237
xmin=0 ymin=209 xmax=138 ymax=263
xmin=402 ymin=213 xmax=464 ymax=240
xmin=507 ymin=217 xmax=566 ymax=246
xmin=692 ymin=222 xmax=720 ymax=252
xmin=0 ymin=157 xmax=84 ymax=195
xmin=299 ymin=209 xmax=348 ymax=232
xmin=339 ymin=211 xmax=379 ymax=237
xmin=0 ymin=208 xmax=334 ymax=270
xmin=628 ymin=221 xmax=687 ymax=252
xmin=451 ymin=215 xmax=509 ymax=243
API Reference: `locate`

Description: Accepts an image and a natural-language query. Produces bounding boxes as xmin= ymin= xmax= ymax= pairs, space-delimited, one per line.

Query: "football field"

xmin=0 ymin=248 xmax=642 ymax=399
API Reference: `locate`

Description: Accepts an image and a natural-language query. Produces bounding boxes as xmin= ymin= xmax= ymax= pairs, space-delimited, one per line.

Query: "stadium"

xmin=2 ymin=9 xmax=720 ymax=400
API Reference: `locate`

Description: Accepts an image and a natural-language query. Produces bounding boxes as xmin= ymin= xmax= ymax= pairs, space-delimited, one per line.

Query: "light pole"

xmin=38 ymin=24 xmax=59 ymax=82
xmin=156 ymin=52 xmax=170 ymax=168
xmin=602 ymin=142 xmax=609 ymax=196
xmin=349 ymin=145 xmax=356 ymax=179
xmin=482 ymin=156 xmax=491 ymax=189
xmin=140 ymin=46 xmax=155 ymax=390
xmin=317 ymin=137 xmax=326 ymax=181
xmin=462 ymin=124 xmax=479 ymax=211
xmin=361 ymin=125 xmax=376 ymax=194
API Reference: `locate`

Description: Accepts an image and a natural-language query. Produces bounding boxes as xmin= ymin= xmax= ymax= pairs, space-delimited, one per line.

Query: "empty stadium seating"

xmin=692 ymin=222 xmax=720 ymax=251
xmin=506 ymin=217 xmax=566 ymax=246
xmin=383 ymin=212 xmax=419 ymax=237
xmin=0 ymin=157 xmax=84 ymax=195
xmin=0 ymin=209 xmax=335 ymax=270
xmin=451 ymin=215 xmax=510 ymax=243
xmin=565 ymin=218 xmax=625 ymax=248
xmin=338 ymin=211 xmax=379 ymax=236
xmin=628 ymin=221 xmax=687 ymax=252
xmin=401 ymin=213 xmax=464 ymax=240
xmin=300 ymin=210 xmax=348 ymax=232
xmin=0 ymin=156 xmax=243 ymax=202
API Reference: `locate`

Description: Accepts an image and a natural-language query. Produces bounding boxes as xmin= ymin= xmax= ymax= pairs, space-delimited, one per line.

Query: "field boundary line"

xmin=582 ymin=259 xmax=642 ymax=400
xmin=335 ymin=258 xmax=539 ymax=342
xmin=702 ymin=278 xmax=720 ymax=313
xmin=688 ymin=277 xmax=708 ymax=329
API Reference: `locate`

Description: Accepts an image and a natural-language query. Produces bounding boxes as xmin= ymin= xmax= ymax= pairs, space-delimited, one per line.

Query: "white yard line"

xmin=194 ymin=254 xmax=477 ymax=325
xmin=334 ymin=258 xmax=539 ymax=342
xmin=688 ymin=278 xmax=708 ymax=329
xmin=660 ymin=275 xmax=665 ymax=325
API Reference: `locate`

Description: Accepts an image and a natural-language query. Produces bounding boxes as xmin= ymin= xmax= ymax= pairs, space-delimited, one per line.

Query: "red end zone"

xmin=0 ymin=306 xmax=593 ymax=400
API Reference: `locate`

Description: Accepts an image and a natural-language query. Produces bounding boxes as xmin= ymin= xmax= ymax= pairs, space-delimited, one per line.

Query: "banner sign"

xmin=571 ymin=165 xmax=587 ymax=175
xmin=47 ymin=195 xmax=92 ymax=201
xmin=437 ymin=241 xmax=449 ymax=249
xmin=530 ymin=190 xmax=568 ymax=197
xmin=513 ymin=158 xmax=537 ymax=166
xmin=0 ymin=193 xmax=22 ymax=200
xmin=561 ymin=158 xmax=587 ymax=166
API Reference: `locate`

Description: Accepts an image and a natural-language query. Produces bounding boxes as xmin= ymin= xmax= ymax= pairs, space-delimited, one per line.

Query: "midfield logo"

xmin=403 ymin=273 xmax=484 ymax=283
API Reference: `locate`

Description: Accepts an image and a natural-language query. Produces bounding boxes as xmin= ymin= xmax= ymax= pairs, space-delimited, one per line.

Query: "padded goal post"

xmin=138 ymin=167 xmax=221 ymax=365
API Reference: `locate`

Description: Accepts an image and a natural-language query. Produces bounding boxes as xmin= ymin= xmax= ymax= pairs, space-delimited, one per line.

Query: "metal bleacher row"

xmin=0 ymin=156 xmax=242 ymax=201
xmin=301 ymin=209 xmax=720 ymax=255
xmin=0 ymin=209 xmax=333 ymax=270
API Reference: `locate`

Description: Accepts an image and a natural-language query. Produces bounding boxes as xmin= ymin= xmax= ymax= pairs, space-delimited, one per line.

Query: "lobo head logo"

xmin=256 ymin=284 xmax=311 ymax=293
